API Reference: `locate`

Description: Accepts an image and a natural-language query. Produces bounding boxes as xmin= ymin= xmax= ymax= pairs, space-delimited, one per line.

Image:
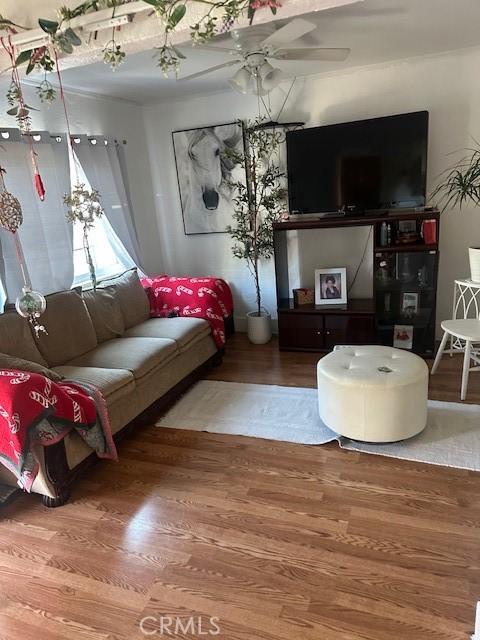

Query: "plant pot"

xmin=469 ymin=247 xmax=480 ymax=282
xmin=246 ymin=310 xmax=272 ymax=344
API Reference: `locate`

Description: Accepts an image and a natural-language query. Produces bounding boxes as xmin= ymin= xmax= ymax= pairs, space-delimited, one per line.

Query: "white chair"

xmin=431 ymin=319 xmax=480 ymax=400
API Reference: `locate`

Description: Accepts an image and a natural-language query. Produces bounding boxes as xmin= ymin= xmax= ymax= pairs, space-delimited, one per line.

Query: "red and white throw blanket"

xmin=141 ymin=275 xmax=234 ymax=348
xmin=0 ymin=370 xmax=117 ymax=492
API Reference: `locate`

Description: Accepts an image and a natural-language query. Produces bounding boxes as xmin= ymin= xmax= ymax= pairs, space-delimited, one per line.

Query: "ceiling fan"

xmin=177 ymin=18 xmax=350 ymax=95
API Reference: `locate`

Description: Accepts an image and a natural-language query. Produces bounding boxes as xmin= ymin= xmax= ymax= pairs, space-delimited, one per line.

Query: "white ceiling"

xmin=22 ymin=0 xmax=480 ymax=102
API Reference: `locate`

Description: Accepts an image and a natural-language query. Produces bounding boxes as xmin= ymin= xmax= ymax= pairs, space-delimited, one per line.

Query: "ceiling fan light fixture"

xmin=252 ymin=75 xmax=269 ymax=96
xmin=229 ymin=66 xmax=251 ymax=94
xmin=261 ymin=67 xmax=284 ymax=91
xmin=258 ymin=60 xmax=274 ymax=80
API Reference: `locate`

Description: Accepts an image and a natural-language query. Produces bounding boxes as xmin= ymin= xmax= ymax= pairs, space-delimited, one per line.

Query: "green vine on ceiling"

xmin=0 ymin=0 xmax=281 ymax=111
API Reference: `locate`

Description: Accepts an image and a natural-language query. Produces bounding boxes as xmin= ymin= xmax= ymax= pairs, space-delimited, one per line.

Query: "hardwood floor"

xmin=1 ymin=334 xmax=479 ymax=639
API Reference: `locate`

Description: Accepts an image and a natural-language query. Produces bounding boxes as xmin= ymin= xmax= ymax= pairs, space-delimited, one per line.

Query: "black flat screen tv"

xmin=286 ymin=111 xmax=429 ymax=214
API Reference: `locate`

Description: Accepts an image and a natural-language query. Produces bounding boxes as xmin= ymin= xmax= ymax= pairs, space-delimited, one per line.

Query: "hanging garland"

xmin=1 ymin=37 xmax=46 ymax=201
xmin=0 ymin=0 xmax=281 ymax=80
xmin=0 ymin=168 xmax=47 ymax=335
xmin=0 ymin=0 xmax=281 ymax=326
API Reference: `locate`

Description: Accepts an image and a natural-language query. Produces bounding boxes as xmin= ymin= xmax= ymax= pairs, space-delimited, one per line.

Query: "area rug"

xmin=157 ymin=380 xmax=480 ymax=471
xmin=157 ymin=380 xmax=337 ymax=444
xmin=339 ymin=399 xmax=480 ymax=470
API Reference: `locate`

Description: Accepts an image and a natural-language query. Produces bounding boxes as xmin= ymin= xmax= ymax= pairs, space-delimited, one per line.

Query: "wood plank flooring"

xmin=1 ymin=334 xmax=479 ymax=639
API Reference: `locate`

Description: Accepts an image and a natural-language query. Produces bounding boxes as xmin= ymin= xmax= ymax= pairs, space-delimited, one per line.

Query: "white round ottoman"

xmin=317 ymin=345 xmax=428 ymax=443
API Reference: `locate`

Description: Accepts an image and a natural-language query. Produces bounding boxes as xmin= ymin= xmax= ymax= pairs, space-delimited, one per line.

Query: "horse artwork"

xmin=172 ymin=122 xmax=246 ymax=235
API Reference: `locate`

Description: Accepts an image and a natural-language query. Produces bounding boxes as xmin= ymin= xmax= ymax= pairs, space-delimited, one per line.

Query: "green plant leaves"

xmin=65 ymin=27 xmax=82 ymax=46
xmin=38 ymin=18 xmax=59 ymax=34
xmin=6 ymin=106 xmax=18 ymax=116
xmin=15 ymin=50 xmax=32 ymax=66
xmin=170 ymin=4 xmax=186 ymax=27
xmin=432 ymin=147 xmax=480 ymax=210
xmin=172 ymin=45 xmax=186 ymax=60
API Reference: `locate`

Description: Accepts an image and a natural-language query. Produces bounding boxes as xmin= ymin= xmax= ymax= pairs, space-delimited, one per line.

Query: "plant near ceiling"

xmin=226 ymin=119 xmax=287 ymax=344
xmin=0 ymin=0 xmax=281 ymax=95
xmin=431 ymin=144 xmax=480 ymax=282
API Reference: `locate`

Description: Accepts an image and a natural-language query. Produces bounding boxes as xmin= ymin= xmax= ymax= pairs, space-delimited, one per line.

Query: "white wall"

xmin=0 ymin=85 xmax=162 ymax=275
xmin=142 ymin=45 xmax=480 ymax=333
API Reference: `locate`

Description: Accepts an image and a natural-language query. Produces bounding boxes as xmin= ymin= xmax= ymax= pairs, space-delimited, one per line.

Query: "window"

xmin=70 ymin=152 xmax=136 ymax=287
xmin=72 ymin=216 xmax=133 ymax=287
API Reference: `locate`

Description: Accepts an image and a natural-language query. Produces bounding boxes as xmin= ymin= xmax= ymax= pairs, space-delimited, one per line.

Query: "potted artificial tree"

xmin=226 ymin=120 xmax=287 ymax=344
xmin=432 ymin=146 xmax=480 ymax=281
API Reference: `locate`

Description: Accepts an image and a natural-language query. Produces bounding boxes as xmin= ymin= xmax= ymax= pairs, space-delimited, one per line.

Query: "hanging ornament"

xmin=0 ymin=186 xmax=23 ymax=232
xmin=64 ymin=183 xmax=104 ymax=290
xmin=15 ymin=286 xmax=47 ymax=335
xmin=1 ymin=36 xmax=46 ymax=201
xmin=0 ymin=167 xmax=47 ymax=335
xmin=64 ymin=183 xmax=103 ymax=227
xmin=55 ymin=51 xmax=104 ymax=290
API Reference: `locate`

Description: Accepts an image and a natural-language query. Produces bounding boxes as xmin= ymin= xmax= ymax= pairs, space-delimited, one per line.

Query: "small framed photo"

xmin=398 ymin=220 xmax=417 ymax=234
xmin=393 ymin=324 xmax=413 ymax=350
xmin=315 ymin=268 xmax=347 ymax=305
xmin=401 ymin=292 xmax=419 ymax=317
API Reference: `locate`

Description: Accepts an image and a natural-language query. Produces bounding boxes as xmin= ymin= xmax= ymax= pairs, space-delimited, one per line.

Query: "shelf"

xmin=374 ymin=244 xmax=438 ymax=253
xmin=375 ymin=282 xmax=436 ymax=293
xmin=273 ymin=209 xmax=440 ymax=232
xmin=377 ymin=313 xmax=433 ymax=329
xmin=278 ymin=298 xmax=375 ymax=315
xmin=274 ymin=207 xmax=438 ymax=356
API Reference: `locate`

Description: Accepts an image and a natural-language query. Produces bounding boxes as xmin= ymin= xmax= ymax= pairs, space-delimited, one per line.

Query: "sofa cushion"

xmin=82 ymin=286 xmax=125 ymax=343
xmin=67 ymin=337 xmax=178 ymax=381
xmin=98 ymin=269 xmax=150 ymax=329
xmin=52 ymin=365 xmax=135 ymax=403
xmin=34 ymin=289 xmax=98 ymax=367
xmin=0 ymin=311 xmax=48 ymax=365
xmin=123 ymin=317 xmax=211 ymax=352
xmin=0 ymin=352 xmax=62 ymax=381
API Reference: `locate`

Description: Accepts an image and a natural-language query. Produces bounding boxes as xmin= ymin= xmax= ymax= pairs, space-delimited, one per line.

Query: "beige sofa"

xmin=0 ymin=270 xmax=221 ymax=506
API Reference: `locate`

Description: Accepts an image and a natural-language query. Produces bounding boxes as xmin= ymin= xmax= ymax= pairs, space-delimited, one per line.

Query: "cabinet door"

xmin=324 ymin=315 xmax=375 ymax=350
xmin=278 ymin=313 xmax=324 ymax=350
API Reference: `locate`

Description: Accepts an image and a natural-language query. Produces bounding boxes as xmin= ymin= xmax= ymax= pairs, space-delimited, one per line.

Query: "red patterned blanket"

xmin=0 ymin=370 xmax=117 ymax=492
xmin=141 ymin=276 xmax=234 ymax=348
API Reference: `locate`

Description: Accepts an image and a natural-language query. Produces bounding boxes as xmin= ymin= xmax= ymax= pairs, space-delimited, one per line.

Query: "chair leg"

xmin=461 ymin=340 xmax=472 ymax=401
xmin=431 ymin=331 xmax=449 ymax=375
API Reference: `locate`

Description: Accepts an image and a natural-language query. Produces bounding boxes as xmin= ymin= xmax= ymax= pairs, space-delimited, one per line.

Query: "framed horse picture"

xmin=172 ymin=121 xmax=246 ymax=235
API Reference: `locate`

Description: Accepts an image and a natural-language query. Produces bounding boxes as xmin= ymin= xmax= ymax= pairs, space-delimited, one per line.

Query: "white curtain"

xmin=0 ymin=130 xmax=73 ymax=303
xmin=74 ymin=136 xmax=143 ymax=270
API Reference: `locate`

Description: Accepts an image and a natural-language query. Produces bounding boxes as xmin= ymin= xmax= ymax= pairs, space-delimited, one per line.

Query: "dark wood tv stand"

xmin=273 ymin=209 xmax=440 ymax=357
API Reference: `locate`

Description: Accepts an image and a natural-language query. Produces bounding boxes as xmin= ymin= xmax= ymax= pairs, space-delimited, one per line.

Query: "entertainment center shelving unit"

xmin=273 ymin=209 xmax=440 ymax=357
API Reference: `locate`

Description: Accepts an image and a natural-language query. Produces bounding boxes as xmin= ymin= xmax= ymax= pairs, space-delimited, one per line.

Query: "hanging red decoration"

xmin=34 ymin=171 xmax=46 ymax=201
xmin=1 ymin=36 xmax=46 ymax=202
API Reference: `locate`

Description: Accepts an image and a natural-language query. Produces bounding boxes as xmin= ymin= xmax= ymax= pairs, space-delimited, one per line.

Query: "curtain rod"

xmin=0 ymin=130 xmax=127 ymax=145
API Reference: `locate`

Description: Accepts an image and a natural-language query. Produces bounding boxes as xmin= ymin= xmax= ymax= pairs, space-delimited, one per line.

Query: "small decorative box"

xmin=293 ymin=287 xmax=314 ymax=307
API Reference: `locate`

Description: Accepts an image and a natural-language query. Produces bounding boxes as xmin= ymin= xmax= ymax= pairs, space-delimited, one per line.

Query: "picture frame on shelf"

xmin=401 ymin=292 xmax=419 ymax=317
xmin=397 ymin=219 xmax=419 ymax=244
xmin=393 ymin=324 xmax=414 ymax=350
xmin=315 ymin=268 xmax=347 ymax=305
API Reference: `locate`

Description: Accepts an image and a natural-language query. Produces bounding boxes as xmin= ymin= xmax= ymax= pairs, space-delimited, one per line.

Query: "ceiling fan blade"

xmin=276 ymin=47 xmax=351 ymax=61
xmin=260 ymin=18 xmax=317 ymax=52
xmin=177 ymin=60 xmax=241 ymax=82
xmin=184 ymin=44 xmax=238 ymax=54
